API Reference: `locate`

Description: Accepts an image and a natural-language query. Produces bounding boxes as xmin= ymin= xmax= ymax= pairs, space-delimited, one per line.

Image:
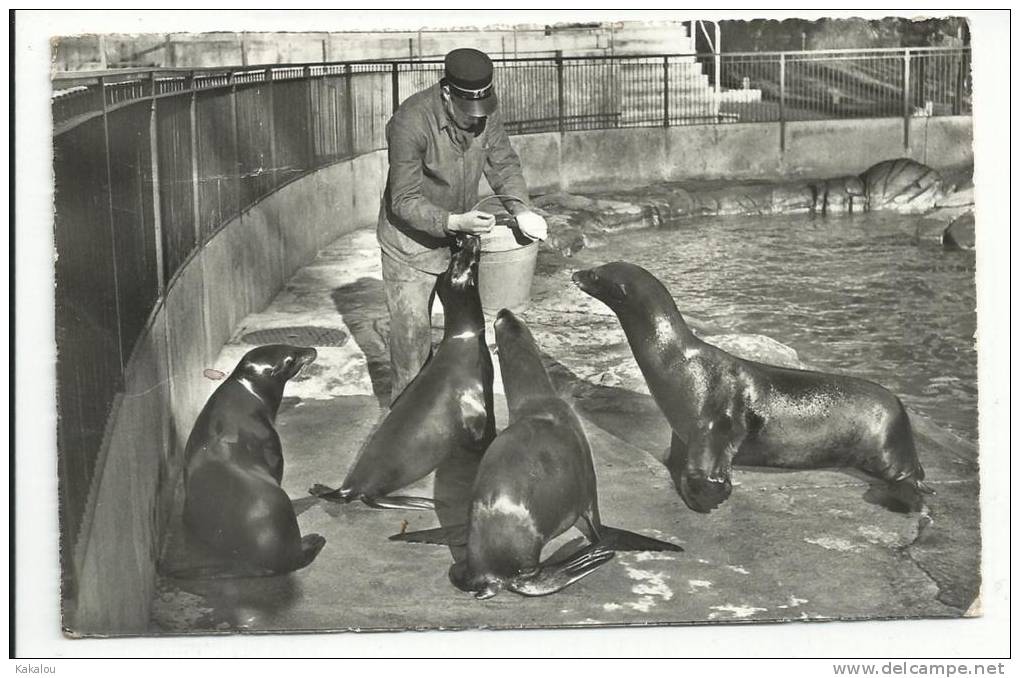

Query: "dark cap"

xmin=443 ymin=48 xmax=498 ymax=117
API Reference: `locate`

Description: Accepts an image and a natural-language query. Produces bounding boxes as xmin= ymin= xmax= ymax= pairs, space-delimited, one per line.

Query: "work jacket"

xmin=377 ymin=83 xmax=531 ymax=274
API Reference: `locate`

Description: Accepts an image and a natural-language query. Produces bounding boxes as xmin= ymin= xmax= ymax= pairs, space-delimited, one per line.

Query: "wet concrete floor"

xmin=152 ymin=227 xmax=979 ymax=634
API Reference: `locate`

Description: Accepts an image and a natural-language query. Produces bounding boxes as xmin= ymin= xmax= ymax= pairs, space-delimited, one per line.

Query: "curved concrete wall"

xmin=508 ymin=116 xmax=973 ymax=193
xmin=70 ymin=150 xmax=387 ymax=634
xmin=73 ymin=115 xmax=972 ymax=633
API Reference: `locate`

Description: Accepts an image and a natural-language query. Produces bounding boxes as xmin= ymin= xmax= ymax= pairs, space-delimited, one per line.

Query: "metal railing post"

xmin=713 ymin=23 xmax=721 ymax=121
xmin=229 ymin=72 xmax=241 ymax=218
xmin=953 ymin=50 xmax=966 ymax=116
xmin=663 ymin=55 xmax=670 ymax=127
xmin=265 ymin=67 xmax=278 ymax=187
xmin=304 ymin=65 xmax=315 ymax=170
xmin=903 ymin=48 xmax=911 ymax=150
xmin=149 ymin=71 xmax=165 ymax=293
xmin=345 ymin=64 xmax=355 ymax=157
xmin=189 ymin=71 xmax=202 ymax=243
xmin=555 ymin=51 xmax=564 ymax=135
xmin=391 ymin=62 xmax=400 ymax=113
xmin=99 ymin=74 xmax=125 ymax=370
xmin=779 ymin=53 xmax=786 ymax=154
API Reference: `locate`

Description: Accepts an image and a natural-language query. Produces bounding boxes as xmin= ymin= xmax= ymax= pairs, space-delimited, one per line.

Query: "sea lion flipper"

xmin=362 ymin=495 xmax=439 ymax=511
xmin=597 ymin=526 xmax=684 ymax=553
xmin=308 ymin=483 xmax=349 ymax=502
xmin=389 ymin=523 xmax=468 ymax=545
xmin=296 ymin=533 xmax=327 ymax=569
xmin=505 ymin=544 xmax=615 ymax=597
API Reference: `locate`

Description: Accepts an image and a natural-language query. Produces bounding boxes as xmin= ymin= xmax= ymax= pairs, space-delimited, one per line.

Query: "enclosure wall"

xmin=511 ymin=116 xmax=973 ymax=191
xmin=68 ymin=151 xmax=387 ymax=633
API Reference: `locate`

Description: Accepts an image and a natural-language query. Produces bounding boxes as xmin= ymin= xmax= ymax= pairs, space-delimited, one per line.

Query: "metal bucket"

xmin=477 ymin=224 xmax=539 ymax=314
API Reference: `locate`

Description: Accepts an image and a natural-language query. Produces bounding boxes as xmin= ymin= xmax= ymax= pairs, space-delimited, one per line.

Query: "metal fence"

xmin=50 ymin=46 xmax=971 ymax=587
xmin=715 ymin=47 xmax=972 ymax=123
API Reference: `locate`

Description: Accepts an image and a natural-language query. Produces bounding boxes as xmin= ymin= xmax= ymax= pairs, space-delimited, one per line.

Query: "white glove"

xmin=515 ymin=210 xmax=548 ymax=242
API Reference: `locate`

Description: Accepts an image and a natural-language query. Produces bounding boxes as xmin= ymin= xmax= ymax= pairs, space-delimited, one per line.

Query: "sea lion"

xmin=572 ymin=262 xmax=933 ymax=514
xmin=180 ymin=344 xmax=325 ymax=577
xmin=310 ymin=235 xmax=495 ymax=510
xmin=391 ymin=309 xmax=682 ymax=599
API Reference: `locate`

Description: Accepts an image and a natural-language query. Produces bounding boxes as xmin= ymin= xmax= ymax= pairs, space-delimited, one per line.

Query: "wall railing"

xmin=50 ymin=46 xmax=971 ymax=595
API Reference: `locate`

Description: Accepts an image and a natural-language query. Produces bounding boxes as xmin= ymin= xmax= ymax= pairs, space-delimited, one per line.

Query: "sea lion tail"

xmin=597 ymin=526 xmax=684 ymax=553
xmin=389 ymin=523 xmax=468 ymax=546
xmin=362 ymin=495 xmax=440 ymax=511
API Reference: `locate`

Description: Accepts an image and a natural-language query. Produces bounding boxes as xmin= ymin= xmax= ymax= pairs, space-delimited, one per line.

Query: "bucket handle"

xmin=472 ymin=194 xmax=528 ymax=228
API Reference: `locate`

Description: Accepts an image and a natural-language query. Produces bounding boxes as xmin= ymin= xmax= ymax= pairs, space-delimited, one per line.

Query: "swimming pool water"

xmin=570 ymin=211 xmax=978 ymax=444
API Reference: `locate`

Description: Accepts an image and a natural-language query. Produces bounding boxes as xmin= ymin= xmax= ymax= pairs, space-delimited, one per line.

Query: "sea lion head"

xmin=438 ymin=236 xmax=484 ymax=334
xmin=571 ymin=261 xmax=677 ymax=314
xmin=448 ymin=561 xmax=503 ymax=600
xmin=448 ymin=510 xmax=540 ymax=600
xmin=677 ymin=469 xmax=733 ymax=514
xmin=438 ymin=235 xmax=481 ymax=303
xmin=447 ymin=234 xmax=482 ymax=288
xmin=572 ymin=262 xmax=690 ymax=347
xmin=493 ymin=308 xmax=538 ymax=362
xmin=571 ymin=262 xmax=638 ymax=310
xmin=234 ymin=344 xmax=318 ymax=385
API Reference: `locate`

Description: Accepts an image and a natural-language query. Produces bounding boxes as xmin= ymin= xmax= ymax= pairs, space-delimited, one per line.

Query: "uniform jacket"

xmin=377 ymin=83 xmax=531 ymax=274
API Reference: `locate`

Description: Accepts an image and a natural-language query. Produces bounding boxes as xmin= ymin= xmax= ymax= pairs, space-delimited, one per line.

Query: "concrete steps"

xmin=614 ymin=50 xmax=762 ymax=124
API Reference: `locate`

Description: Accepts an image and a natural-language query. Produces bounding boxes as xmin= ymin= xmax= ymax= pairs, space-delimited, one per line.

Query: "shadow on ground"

xmin=330 ymin=278 xmax=392 ymax=406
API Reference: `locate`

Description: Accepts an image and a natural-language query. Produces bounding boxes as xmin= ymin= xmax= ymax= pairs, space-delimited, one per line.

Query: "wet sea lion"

xmin=391 ymin=309 xmax=682 ymax=599
xmin=572 ymin=262 xmax=933 ymax=514
xmin=179 ymin=344 xmax=325 ymax=577
xmin=310 ymin=235 xmax=495 ymax=510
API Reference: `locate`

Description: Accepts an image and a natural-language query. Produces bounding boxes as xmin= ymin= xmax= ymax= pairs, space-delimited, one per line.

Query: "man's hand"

xmin=515 ymin=210 xmax=548 ymax=241
xmin=448 ymin=210 xmax=495 ymax=235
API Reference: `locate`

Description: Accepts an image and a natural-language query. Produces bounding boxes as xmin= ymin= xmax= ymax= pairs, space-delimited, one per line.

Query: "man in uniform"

xmin=378 ymin=47 xmax=547 ymax=403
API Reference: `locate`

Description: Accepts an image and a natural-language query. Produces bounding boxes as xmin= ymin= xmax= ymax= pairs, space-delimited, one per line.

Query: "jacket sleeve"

xmin=385 ymin=116 xmax=450 ymax=237
xmin=482 ymin=114 xmax=531 ymax=216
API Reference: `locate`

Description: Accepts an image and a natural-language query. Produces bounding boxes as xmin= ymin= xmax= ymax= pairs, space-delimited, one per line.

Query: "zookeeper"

xmin=377 ymin=47 xmax=547 ymax=403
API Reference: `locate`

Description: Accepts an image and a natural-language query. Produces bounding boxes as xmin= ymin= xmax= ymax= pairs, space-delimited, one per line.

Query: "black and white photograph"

xmin=12 ymin=8 xmax=1011 ymax=660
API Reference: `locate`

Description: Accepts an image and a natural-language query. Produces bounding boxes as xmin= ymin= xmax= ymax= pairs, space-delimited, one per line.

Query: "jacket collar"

xmin=431 ymin=83 xmax=453 ymax=131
